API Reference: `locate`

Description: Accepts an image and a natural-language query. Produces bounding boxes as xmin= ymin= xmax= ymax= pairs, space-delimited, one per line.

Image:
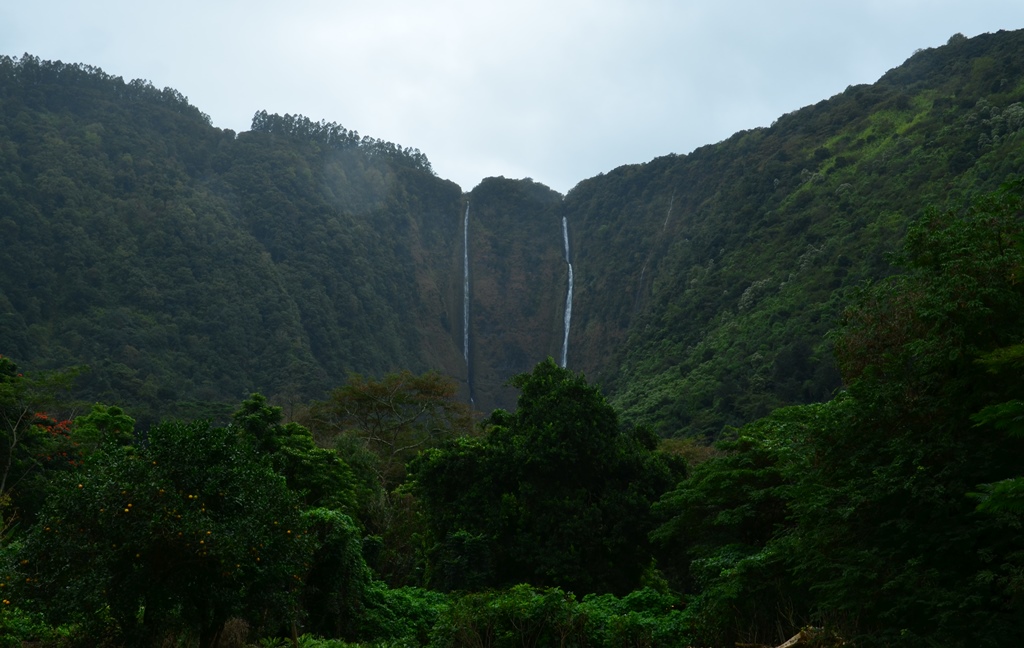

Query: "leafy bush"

xmin=17 ymin=419 xmax=313 ymax=646
xmin=428 ymin=585 xmax=688 ymax=648
xmin=0 ymin=604 xmax=71 ymax=648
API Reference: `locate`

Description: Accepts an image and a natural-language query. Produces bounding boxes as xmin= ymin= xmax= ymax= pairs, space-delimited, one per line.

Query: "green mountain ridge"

xmin=2 ymin=29 xmax=1024 ymax=433
xmin=568 ymin=29 xmax=1024 ymax=435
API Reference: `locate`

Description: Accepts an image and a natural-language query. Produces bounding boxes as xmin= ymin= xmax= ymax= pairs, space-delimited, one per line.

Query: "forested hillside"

xmin=563 ymin=29 xmax=1024 ymax=436
xmin=2 ymin=29 xmax=1024 ymax=648
xmin=463 ymin=177 xmax=565 ymax=410
xmin=0 ymin=57 xmax=467 ymax=424
xmin=5 ymin=32 xmax=1024 ymax=434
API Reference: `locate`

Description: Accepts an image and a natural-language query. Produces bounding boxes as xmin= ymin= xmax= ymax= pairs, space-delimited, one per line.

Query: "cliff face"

xmin=464 ymin=177 xmax=565 ymax=413
xmin=557 ymin=30 xmax=1024 ymax=436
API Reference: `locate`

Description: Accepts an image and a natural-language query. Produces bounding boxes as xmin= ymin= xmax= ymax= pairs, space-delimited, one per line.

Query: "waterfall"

xmin=560 ymin=216 xmax=573 ymax=368
xmin=463 ymin=203 xmax=470 ymax=365
xmin=635 ymin=193 xmax=675 ymax=313
xmin=662 ymin=192 xmax=675 ymax=231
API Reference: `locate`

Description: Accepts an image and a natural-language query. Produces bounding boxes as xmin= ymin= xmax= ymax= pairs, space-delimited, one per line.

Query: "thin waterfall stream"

xmin=462 ymin=203 xmax=473 ymax=405
xmin=462 ymin=203 xmax=470 ymax=365
xmin=560 ymin=216 xmax=573 ymax=368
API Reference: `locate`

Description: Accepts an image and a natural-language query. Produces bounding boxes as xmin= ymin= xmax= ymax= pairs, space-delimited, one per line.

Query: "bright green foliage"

xmin=299 ymin=507 xmax=373 ymax=640
xmin=18 ymin=419 xmax=313 ymax=646
xmin=234 ymin=393 xmax=357 ymax=513
xmin=412 ymin=358 xmax=683 ymax=595
xmin=648 ymin=184 xmax=1024 ymax=646
xmin=0 ymin=605 xmax=69 ymax=648
xmin=971 ymin=391 xmax=1024 ymax=510
xmin=429 ymin=585 xmax=583 ymax=648
xmin=356 ymin=585 xmax=449 ymax=646
xmin=787 ymin=185 xmax=1024 ymax=645
xmin=971 ymin=344 xmax=1024 ymax=513
xmin=264 ymin=584 xmax=448 ymax=647
xmin=429 ymin=585 xmax=688 ymax=648
xmin=72 ymin=403 xmax=135 ymax=452
xmin=577 ymin=587 xmax=689 ymax=648
xmin=650 ymin=404 xmax=826 ymax=646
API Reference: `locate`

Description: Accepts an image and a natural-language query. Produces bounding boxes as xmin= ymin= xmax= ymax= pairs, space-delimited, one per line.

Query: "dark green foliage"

xmin=9 ymin=391 xmax=430 ymax=647
xmin=0 ymin=355 xmax=80 ymax=523
xmin=564 ymin=29 xmax=1024 ymax=438
xmin=308 ymin=371 xmax=473 ymax=492
xmin=304 ymin=371 xmax=473 ymax=587
xmin=413 ymin=359 xmax=683 ymax=595
xmin=787 ymin=184 xmax=1024 ymax=646
xmin=249 ymin=110 xmax=433 ymax=173
xmin=17 ymin=418 xmax=313 ymax=646
xmin=464 ymin=177 xmax=566 ymax=413
xmin=5 ymin=31 xmax=1024 ymax=435
xmin=233 ymin=394 xmax=357 ymax=513
xmin=0 ymin=54 xmax=465 ymax=426
xmin=651 ymin=405 xmax=823 ymax=646
xmin=429 ymin=585 xmax=688 ymax=648
xmin=5 ymin=29 xmax=1024 ymax=647
xmin=651 ymin=184 xmax=1024 ymax=646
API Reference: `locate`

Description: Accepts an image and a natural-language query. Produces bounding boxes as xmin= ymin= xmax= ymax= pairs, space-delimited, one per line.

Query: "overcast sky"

xmin=4 ymin=1 xmax=1024 ymax=194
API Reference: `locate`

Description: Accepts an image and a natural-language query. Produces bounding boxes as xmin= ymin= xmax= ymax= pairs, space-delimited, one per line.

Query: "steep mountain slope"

xmin=562 ymin=30 xmax=1024 ymax=436
xmin=464 ymin=177 xmax=565 ymax=412
xmin=2 ymin=29 xmax=1024 ymax=434
xmin=0 ymin=56 xmax=467 ymax=422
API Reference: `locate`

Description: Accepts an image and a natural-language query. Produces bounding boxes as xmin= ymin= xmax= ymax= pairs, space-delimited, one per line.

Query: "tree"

xmin=650 ymin=404 xmax=825 ymax=646
xmin=72 ymin=402 xmax=136 ymax=453
xmin=0 ymin=356 xmax=79 ymax=523
xmin=233 ymin=393 xmax=357 ymax=513
xmin=648 ymin=184 xmax=1024 ymax=646
xmin=971 ymin=343 xmax=1024 ymax=513
xmin=298 ymin=507 xmax=374 ymax=640
xmin=19 ymin=418 xmax=314 ymax=647
xmin=309 ymin=370 xmax=473 ymax=492
xmin=412 ymin=358 xmax=683 ymax=594
xmin=306 ymin=371 xmax=473 ymax=586
xmin=231 ymin=395 xmax=387 ymax=640
xmin=787 ymin=184 xmax=1024 ymax=645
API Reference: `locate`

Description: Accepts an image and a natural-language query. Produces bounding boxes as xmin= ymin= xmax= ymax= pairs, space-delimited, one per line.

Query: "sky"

xmin=3 ymin=1 xmax=1024 ymax=195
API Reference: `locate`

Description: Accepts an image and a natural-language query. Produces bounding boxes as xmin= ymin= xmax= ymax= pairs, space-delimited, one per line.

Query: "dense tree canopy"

xmin=0 ymin=356 xmax=79 ymax=524
xmin=651 ymin=183 xmax=1024 ymax=647
xmin=4 ymin=30 xmax=1024 ymax=648
xmin=412 ymin=358 xmax=683 ymax=595
xmin=19 ymin=418 xmax=312 ymax=646
xmin=308 ymin=371 xmax=472 ymax=492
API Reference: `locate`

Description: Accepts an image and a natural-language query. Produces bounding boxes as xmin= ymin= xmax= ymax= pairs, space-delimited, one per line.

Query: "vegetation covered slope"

xmin=3 ymin=30 xmax=1024 ymax=436
xmin=3 ymin=29 xmax=1024 ymax=648
xmin=0 ymin=56 xmax=466 ymax=423
xmin=563 ymin=30 xmax=1024 ymax=437
xmin=464 ymin=177 xmax=565 ymax=412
